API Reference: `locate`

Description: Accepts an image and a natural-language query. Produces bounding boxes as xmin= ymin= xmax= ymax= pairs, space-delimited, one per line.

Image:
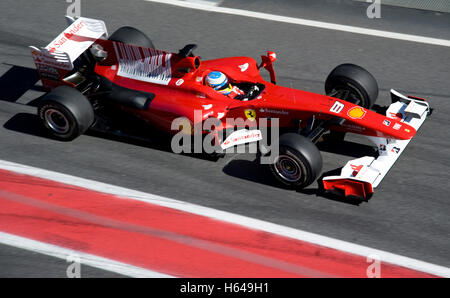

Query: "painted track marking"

xmin=0 ymin=232 xmax=173 ymax=278
xmin=144 ymin=0 xmax=450 ymax=47
xmin=0 ymin=159 xmax=449 ymax=277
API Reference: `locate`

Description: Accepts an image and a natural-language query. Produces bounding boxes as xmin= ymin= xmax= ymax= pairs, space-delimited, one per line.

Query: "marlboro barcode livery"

xmin=30 ymin=16 xmax=431 ymax=201
xmin=113 ymin=42 xmax=173 ymax=85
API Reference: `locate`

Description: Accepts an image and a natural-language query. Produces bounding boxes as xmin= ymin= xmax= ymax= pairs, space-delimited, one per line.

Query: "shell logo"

xmin=347 ymin=107 xmax=366 ymax=119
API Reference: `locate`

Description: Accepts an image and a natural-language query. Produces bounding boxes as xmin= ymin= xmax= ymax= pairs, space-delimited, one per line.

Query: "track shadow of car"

xmin=3 ymin=112 xmax=222 ymax=162
xmin=222 ymin=140 xmax=376 ymax=206
xmin=316 ymin=138 xmax=378 ymax=158
xmin=3 ymin=113 xmax=49 ymax=138
xmin=5 ymin=114 xmax=371 ymax=205
xmin=0 ymin=64 xmax=45 ymax=106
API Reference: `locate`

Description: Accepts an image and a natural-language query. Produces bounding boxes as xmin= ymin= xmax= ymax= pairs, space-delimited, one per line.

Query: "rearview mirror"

xmin=259 ymin=51 xmax=277 ymax=84
xmin=267 ymin=51 xmax=277 ymax=63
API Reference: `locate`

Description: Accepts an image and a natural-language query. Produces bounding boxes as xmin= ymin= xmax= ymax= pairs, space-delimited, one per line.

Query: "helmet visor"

xmin=217 ymin=84 xmax=232 ymax=95
xmin=216 ymin=83 xmax=231 ymax=91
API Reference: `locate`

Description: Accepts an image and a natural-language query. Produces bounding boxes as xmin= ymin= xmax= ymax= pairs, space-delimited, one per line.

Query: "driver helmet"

xmin=206 ymin=71 xmax=232 ymax=95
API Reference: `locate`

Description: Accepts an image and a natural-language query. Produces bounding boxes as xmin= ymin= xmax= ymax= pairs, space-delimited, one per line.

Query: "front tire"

xmin=324 ymin=64 xmax=379 ymax=142
xmin=325 ymin=63 xmax=378 ymax=109
xmin=270 ymin=133 xmax=322 ymax=188
xmin=38 ymin=86 xmax=94 ymax=141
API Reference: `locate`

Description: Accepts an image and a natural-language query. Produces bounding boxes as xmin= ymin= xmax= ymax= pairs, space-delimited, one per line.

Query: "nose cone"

xmin=398 ymin=124 xmax=417 ymax=139
xmin=373 ymin=118 xmax=417 ymax=140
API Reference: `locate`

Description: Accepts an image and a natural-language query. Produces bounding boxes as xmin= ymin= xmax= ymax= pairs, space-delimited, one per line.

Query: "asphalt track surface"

xmin=0 ymin=0 xmax=449 ymax=277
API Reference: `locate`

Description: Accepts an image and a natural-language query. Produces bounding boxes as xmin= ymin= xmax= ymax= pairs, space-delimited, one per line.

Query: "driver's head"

xmin=206 ymin=71 xmax=232 ymax=95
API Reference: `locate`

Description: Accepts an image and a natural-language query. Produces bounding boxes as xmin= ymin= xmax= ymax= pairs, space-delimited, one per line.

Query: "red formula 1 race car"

xmin=30 ymin=16 xmax=431 ymax=201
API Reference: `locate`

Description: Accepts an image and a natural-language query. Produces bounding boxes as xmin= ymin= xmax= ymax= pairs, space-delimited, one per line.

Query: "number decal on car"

xmin=330 ymin=101 xmax=345 ymax=114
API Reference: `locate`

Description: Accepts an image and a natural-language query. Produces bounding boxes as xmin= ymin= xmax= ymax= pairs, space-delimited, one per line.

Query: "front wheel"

xmin=269 ymin=133 xmax=322 ymax=188
xmin=325 ymin=63 xmax=378 ymax=109
xmin=324 ymin=64 xmax=379 ymax=142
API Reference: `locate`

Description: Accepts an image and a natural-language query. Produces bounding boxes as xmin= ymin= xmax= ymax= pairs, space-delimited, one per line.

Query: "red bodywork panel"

xmin=91 ymin=40 xmax=416 ymax=140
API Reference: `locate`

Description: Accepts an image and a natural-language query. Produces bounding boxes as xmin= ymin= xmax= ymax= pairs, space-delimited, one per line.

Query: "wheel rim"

xmin=44 ymin=109 xmax=69 ymax=134
xmin=274 ymin=155 xmax=302 ymax=183
xmin=332 ymin=85 xmax=365 ymax=107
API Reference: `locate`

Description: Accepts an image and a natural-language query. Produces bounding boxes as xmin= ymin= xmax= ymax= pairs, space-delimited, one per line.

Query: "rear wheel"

xmin=270 ymin=133 xmax=322 ymax=189
xmin=108 ymin=26 xmax=154 ymax=48
xmin=38 ymin=86 xmax=94 ymax=141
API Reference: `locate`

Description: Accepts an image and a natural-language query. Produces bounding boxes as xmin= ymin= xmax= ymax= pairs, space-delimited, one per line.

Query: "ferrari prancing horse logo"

xmin=245 ymin=109 xmax=256 ymax=121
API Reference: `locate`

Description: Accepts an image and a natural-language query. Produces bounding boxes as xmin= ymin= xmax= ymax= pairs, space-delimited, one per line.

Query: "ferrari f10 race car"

xmin=30 ymin=16 xmax=431 ymax=200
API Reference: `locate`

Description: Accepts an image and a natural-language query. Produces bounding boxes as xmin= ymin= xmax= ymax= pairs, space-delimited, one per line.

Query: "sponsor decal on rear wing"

xmin=323 ymin=89 xmax=431 ymax=200
xmin=30 ymin=16 xmax=108 ymax=89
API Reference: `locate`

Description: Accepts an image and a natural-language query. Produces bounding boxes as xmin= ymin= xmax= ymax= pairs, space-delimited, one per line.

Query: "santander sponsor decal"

xmin=43 ymin=17 xmax=107 ymax=63
xmin=222 ymin=130 xmax=261 ymax=148
xmin=48 ymin=20 xmax=85 ymax=53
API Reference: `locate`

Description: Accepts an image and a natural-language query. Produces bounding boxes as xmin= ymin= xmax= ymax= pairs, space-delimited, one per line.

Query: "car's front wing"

xmin=322 ymin=89 xmax=431 ymax=200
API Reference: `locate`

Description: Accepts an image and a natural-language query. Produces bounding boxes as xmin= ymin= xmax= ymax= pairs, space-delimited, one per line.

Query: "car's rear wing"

xmin=30 ymin=16 xmax=108 ymax=89
xmin=323 ymin=89 xmax=431 ymax=200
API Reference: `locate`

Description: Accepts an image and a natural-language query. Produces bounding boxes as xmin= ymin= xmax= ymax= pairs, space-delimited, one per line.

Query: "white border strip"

xmin=0 ymin=231 xmax=173 ymax=278
xmin=0 ymin=159 xmax=449 ymax=277
xmin=144 ymin=0 xmax=450 ymax=48
xmin=185 ymin=0 xmax=221 ymax=7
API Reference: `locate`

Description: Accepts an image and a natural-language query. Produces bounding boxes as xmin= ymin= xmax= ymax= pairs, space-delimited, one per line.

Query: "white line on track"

xmin=144 ymin=0 xmax=450 ymax=48
xmin=1 ymin=159 xmax=449 ymax=277
xmin=183 ymin=0 xmax=221 ymax=7
xmin=0 ymin=232 xmax=173 ymax=278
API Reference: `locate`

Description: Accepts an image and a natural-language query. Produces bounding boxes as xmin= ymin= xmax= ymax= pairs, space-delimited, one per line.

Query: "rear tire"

xmin=38 ymin=86 xmax=94 ymax=141
xmin=269 ymin=133 xmax=322 ymax=189
xmin=108 ymin=26 xmax=154 ymax=48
